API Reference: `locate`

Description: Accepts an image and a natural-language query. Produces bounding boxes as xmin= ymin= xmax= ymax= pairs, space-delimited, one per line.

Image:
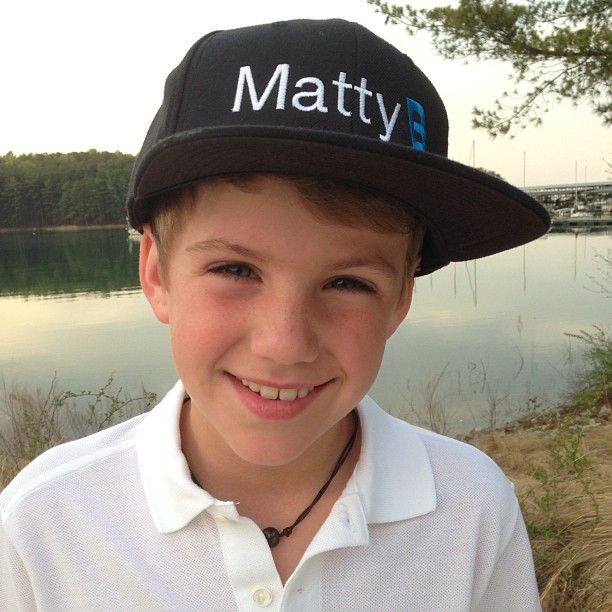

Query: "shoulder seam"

xmin=1 ymin=437 xmax=136 ymax=523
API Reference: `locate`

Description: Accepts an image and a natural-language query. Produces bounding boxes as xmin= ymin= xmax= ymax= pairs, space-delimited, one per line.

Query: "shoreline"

xmin=465 ymin=398 xmax=611 ymax=439
xmin=465 ymin=400 xmax=611 ymax=611
xmin=0 ymin=224 xmax=125 ymax=234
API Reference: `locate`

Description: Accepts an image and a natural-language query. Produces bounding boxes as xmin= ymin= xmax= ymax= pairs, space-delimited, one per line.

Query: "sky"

xmin=1 ymin=0 xmax=610 ymax=188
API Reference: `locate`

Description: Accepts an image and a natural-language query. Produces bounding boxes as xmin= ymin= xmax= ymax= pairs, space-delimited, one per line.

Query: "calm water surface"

xmin=1 ymin=229 xmax=610 ymax=434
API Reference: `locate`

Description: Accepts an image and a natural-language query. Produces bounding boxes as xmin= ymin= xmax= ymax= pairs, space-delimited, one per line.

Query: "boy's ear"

xmin=386 ymin=257 xmax=420 ymax=339
xmin=139 ymin=225 xmax=170 ymax=324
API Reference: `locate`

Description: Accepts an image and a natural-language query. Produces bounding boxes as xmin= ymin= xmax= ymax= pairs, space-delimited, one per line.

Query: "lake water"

xmin=1 ymin=229 xmax=610 ymax=434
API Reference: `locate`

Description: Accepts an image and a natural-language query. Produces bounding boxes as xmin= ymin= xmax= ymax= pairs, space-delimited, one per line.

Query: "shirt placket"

xmin=211 ymin=504 xmax=284 ymax=611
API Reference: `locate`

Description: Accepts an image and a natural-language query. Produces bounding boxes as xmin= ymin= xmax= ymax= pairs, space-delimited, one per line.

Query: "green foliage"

xmin=526 ymin=417 xmax=597 ymax=539
xmin=566 ymin=326 xmax=611 ymax=409
xmin=368 ymin=0 xmax=612 ymax=136
xmin=0 ymin=150 xmax=134 ymax=228
xmin=59 ymin=377 xmax=158 ymax=436
xmin=519 ymin=417 xmax=610 ymax=609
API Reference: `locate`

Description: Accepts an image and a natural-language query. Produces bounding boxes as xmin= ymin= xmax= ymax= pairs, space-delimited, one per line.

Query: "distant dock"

xmin=549 ymin=216 xmax=612 ymax=233
xmin=524 ymin=182 xmax=611 ymax=234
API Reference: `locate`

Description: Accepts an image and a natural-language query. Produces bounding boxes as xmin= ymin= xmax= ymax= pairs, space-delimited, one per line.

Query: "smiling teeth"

xmin=241 ymin=379 xmax=313 ymax=400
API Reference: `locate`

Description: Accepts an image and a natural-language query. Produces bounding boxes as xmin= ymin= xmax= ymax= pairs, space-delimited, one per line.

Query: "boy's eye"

xmin=327 ymin=277 xmax=374 ymax=292
xmin=210 ymin=263 xmax=255 ymax=279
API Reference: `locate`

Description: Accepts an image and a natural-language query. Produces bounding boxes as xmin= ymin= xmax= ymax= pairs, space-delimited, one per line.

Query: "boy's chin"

xmin=230 ymin=436 xmax=319 ymax=468
xmin=229 ymin=424 xmax=341 ymax=468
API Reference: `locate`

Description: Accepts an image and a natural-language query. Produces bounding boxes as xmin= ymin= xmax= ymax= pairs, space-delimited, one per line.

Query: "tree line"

xmin=0 ymin=150 xmax=134 ymax=229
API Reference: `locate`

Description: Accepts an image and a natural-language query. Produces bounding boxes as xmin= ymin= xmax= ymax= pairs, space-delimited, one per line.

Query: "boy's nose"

xmin=250 ymin=294 xmax=320 ymax=365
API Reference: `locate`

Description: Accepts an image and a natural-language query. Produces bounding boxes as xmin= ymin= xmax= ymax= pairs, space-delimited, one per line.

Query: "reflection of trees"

xmin=0 ymin=230 xmax=140 ymax=297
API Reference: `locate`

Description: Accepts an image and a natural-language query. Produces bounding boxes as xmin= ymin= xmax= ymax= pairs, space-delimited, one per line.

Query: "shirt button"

xmin=252 ymin=586 xmax=273 ymax=607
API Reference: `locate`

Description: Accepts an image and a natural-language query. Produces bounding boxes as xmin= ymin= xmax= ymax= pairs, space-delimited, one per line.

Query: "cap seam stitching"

xmin=170 ymin=31 xmax=218 ymax=136
xmin=350 ymin=22 xmax=358 ymax=135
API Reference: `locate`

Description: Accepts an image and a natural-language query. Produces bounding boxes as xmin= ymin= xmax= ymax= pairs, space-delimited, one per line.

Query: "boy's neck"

xmin=179 ymin=400 xmax=360 ymax=506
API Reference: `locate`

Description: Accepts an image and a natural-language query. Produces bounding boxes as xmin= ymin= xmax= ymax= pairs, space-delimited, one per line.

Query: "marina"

xmin=549 ymin=216 xmax=612 ymax=232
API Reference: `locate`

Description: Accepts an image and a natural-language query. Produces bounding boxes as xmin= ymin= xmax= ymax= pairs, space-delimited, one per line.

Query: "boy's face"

xmin=140 ymin=176 xmax=416 ymax=466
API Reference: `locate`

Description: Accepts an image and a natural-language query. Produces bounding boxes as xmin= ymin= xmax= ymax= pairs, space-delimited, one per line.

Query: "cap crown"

xmin=140 ymin=19 xmax=448 ymax=157
xmin=127 ymin=18 xmax=550 ymax=276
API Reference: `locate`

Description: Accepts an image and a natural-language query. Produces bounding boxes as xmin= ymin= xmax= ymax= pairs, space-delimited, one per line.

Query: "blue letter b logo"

xmin=407 ymin=98 xmax=426 ymax=150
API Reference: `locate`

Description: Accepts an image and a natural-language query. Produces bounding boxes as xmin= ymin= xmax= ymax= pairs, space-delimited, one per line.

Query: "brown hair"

xmin=149 ymin=173 xmax=425 ymax=275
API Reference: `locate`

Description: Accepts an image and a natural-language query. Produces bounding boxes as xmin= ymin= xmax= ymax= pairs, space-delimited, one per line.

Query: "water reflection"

xmin=0 ymin=230 xmax=140 ymax=297
xmin=371 ymin=232 xmax=611 ymax=431
xmin=0 ymin=229 xmax=610 ymax=433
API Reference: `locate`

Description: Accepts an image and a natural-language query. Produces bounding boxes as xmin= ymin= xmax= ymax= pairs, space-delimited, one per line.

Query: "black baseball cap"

xmin=127 ymin=18 xmax=550 ymax=276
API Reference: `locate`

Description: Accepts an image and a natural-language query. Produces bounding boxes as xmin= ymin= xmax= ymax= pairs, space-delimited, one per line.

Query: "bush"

xmin=0 ymin=376 xmax=156 ymax=489
xmin=566 ymin=326 xmax=611 ymax=410
xmin=520 ymin=417 xmax=611 ymax=610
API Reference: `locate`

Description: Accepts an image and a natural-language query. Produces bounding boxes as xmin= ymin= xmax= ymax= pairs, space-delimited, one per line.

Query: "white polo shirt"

xmin=1 ymin=381 xmax=540 ymax=611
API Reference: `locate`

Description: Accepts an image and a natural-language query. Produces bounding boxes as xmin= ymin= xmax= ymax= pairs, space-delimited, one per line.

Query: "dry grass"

xmin=536 ymin=485 xmax=611 ymax=611
xmin=470 ymin=421 xmax=612 ymax=611
xmin=0 ymin=381 xmax=63 ymax=487
xmin=0 ymin=453 xmax=12 ymax=491
xmin=0 ymin=377 xmax=156 ymax=490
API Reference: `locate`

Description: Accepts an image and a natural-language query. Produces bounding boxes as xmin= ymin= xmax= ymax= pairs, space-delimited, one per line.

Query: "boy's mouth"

xmin=239 ymin=378 xmax=314 ymax=401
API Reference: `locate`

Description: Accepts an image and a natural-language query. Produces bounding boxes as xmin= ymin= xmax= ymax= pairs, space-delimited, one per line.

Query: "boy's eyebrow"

xmin=186 ymin=238 xmax=401 ymax=280
xmin=185 ymin=238 xmax=264 ymax=261
xmin=327 ymin=256 xmax=401 ymax=281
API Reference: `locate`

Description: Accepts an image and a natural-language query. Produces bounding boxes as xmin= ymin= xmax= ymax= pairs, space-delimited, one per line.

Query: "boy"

xmin=1 ymin=19 xmax=549 ymax=611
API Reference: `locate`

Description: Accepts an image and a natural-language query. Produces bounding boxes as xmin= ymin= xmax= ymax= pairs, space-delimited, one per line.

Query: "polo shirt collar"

xmin=350 ymin=395 xmax=437 ymax=523
xmin=137 ymin=381 xmax=436 ymax=534
xmin=136 ymin=381 xmax=238 ymax=534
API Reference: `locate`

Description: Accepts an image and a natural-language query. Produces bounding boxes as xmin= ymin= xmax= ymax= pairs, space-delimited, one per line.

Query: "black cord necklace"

xmin=262 ymin=410 xmax=359 ymax=548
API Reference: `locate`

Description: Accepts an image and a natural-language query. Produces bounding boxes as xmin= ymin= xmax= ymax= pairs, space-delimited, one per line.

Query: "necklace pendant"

xmin=263 ymin=527 xmax=281 ymax=548
xmin=259 ymin=411 xmax=358 ymax=550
